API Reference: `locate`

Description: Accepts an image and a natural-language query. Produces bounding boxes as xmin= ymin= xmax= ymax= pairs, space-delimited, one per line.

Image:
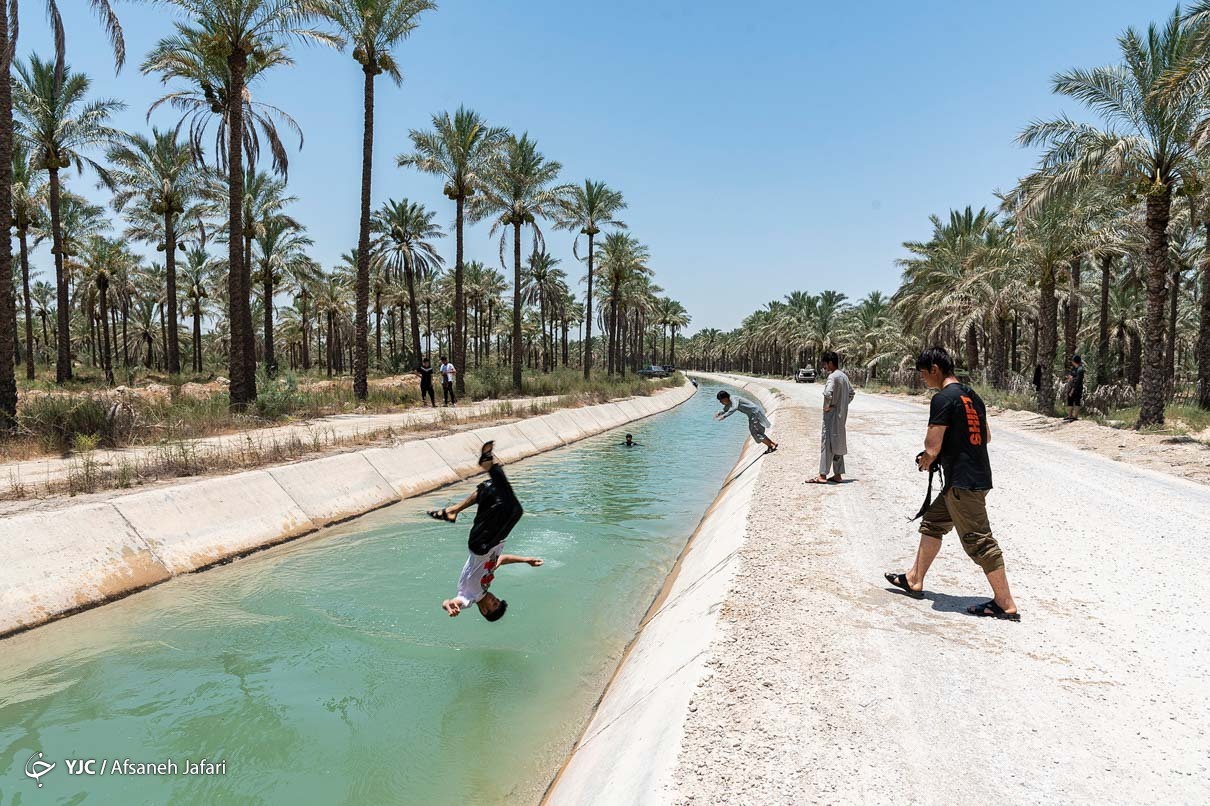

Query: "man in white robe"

xmin=808 ymin=351 xmax=855 ymax=484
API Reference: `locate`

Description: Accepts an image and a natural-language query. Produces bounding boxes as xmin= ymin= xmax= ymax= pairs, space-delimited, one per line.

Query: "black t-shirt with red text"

xmin=928 ymin=383 xmax=993 ymax=491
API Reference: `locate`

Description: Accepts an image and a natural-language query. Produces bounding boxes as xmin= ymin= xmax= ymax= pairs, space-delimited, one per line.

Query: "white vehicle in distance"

xmin=795 ymin=367 xmax=816 ymax=383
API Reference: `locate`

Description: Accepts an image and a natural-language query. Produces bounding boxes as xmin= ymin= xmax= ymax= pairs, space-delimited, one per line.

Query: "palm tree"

xmin=520 ymin=250 xmax=566 ymax=372
xmin=76 ymin=236 xmax=132 ymax=384
xmin=12 ymin=55 xmax=124 ymax=384
xmin=180 ymin=247 xmax=213 ymax=372
xmin=11 ymin=142 xmax=45 ymax=380
xmin=31 ymin=280 xmax=55 ymax=360
xmin=107 ymin=129 xmax=199 ymax=374
xmin=595 ymin=232 xmax=650 ymax=374
xmin=372 ymin=197 xmax=443 ymax=362
xmin=319 ymin=0 xmax=434 ymax=399
xmin=254 ymin=216 xmax=313 ymax=375
xmin=397 ymin=106 xmax=508 ymax=395
xmin=1018 ymin=9 xmax=1201 ymax=426
xmin=149 ymin=0 xmax=336 ymax=409
xmin=469 ymin=133 xmax=566 ymax=390
xmin=555 ymin=180 xmax=626 ymax=379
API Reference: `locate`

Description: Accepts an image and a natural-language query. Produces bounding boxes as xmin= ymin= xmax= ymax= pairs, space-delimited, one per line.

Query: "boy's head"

xmin=1072 ymin=354 xmax=1082 ymax=366
xmin=716 ymin=390 xmax=731 ymax=404
xmin=440 ymin=355 xmax=448 ymax=363
xmin=478 ymin=592 xmax=508 ymax=622
xmin=625 ymin=433 xmax=633 ymax=444
xmin=422 ymin=358 xmax=430 ymax=366
xmin=915 ymin=346 xmax=954 ymax=389
xmin=821 ymin=350 xmax=840 ymax=371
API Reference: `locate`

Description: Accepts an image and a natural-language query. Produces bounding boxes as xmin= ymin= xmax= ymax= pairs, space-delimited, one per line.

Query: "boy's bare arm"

xmin=498 ymin=554 xmax=543 ymax=567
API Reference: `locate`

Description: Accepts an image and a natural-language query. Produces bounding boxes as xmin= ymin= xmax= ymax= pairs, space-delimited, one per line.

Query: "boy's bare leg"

xmin=985 ymin=568 xmax=1017 ymax=613
xmin=905 ymin=535 xmax=942 ymax=590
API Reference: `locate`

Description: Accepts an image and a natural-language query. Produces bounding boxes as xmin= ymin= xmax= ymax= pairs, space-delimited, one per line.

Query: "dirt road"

xmin=672 ymin=375 xmax=1208 ymax=804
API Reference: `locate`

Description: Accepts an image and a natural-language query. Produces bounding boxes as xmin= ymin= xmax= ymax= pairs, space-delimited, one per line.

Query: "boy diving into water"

xmin=428 ymin=442 xmax=543 ymax=621
xmin=715 ymin=390 xmax=778 ymax=453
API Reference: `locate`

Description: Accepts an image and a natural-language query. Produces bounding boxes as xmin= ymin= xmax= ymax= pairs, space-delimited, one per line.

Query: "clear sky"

xmin=25 ymin=0 xmax=1182 ymax=334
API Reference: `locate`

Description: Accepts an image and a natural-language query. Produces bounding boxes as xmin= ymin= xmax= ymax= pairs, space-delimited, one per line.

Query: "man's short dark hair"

xmin=821 ymin=350 xmax=840 ymax=368
xmin=1072 ymin=354 xmax=1082 ymax=364
xmin=440 ymin=356 xmax=447 ymax=362
xmin=482 ymin=598 xmax=508 ymax=622
xmin=915 ymin=346 xmax=954 ymax=375
xmin=716 ymin=390 xmax=730 ymax=401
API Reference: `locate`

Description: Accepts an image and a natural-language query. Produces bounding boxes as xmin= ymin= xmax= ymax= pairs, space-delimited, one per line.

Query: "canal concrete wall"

xmin=0 ymin=381 xmax=696 ymax=639
xmin=546 ymin=373 xmax=786 ymax=805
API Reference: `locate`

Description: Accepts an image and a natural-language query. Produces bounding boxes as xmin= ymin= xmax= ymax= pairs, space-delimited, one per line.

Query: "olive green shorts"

xmin=919 ymin=488 xmax=1004 ymax=573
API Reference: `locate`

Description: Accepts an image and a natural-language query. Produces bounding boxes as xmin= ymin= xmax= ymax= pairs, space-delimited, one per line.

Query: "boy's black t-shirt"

xmin=417 ymin=365 xmax=434 ymax=387
xmin=928 ymin=383 xmax=993 ymax=491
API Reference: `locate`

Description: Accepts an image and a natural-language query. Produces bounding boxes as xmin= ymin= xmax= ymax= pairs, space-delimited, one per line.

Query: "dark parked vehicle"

xmin=795 ymin=367 xmax=816 ymax=383
xmin=638 ymin=364 xmax=670 ymax=378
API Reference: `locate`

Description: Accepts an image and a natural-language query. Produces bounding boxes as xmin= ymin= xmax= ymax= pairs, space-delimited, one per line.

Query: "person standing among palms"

xmin=439 ymin=354 xmax=456 ymax=406
xmin=1063 ymin=354 xmax=1085 ymax=421
xmin=807 ymin=351 xmax=855 ymax=484
xmin=415 ymin=356 xmax=436 ymax=407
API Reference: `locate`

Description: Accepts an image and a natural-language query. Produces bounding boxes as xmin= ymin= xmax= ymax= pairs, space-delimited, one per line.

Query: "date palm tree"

xmin=469 ymin=133 xmax=566 ymax=389
xmin=319 ymin=0 xmax=434 ymax=399
xmin=555 ymin=180 xmax=626 ymax=379
xmin=181 ymin=247 xmax=214 ymax=372
xmin=253 ymin=215 xmax=313 ymax=375
xmin=595 ymin=232 xmax=650 ymax=375
xmin=1018 ymin=9 xmax=1201 ymax=426
xmin=372 ymin=197 xmax=443 ymax=361
xmin=107 ymin=129 xmax=199 ymax=374
xmin=11 ymin=142 xmax=45 ymax=380
xmin=520 ymin=250 xmax=566 ymax=372
xmin=147 ymin=0 xmax=336 ymax=409
xmin=397 ymin=106 xmax=508 ymax=395
xmin=12 ymin=55 xmax=124 ymax=384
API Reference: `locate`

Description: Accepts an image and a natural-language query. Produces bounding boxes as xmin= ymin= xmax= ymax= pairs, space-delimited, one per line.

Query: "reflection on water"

xmin=0 ymin=385 xmax=744 ymax=804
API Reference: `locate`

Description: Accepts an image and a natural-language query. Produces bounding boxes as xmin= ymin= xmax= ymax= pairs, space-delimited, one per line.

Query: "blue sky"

xmin=25 ymin=0 xmax=1182 ymax=333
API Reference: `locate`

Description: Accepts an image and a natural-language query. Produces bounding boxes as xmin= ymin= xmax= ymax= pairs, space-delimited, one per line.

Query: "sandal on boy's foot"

xmin=764 ymin=445 xmax=778 ymax=454
xmin=427 ymin=508 xmax=456 ymax=523
xmin=884 ymin=572 xmax=924 ymax=599
xmin=966 ymin=599 xmax=1021 ymax=621
xmin=805 ymin=476 xmax=829 ymax=484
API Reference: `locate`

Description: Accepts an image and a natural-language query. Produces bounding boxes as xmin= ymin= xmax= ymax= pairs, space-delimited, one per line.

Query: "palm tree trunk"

xmin=539 ymin=291 xmax=548 ymax=374
xmin=512 ymin=221 xmax=523 ymax=392
xmin=1138 ymin=189 xmax=1171 ymax=427
xmin=454 ymin=194 xmax=467 ymax=396
xmin=98 ymin=281 xmax=113 ymax=385
xmin=1097 ymin=254 xmax=1112 ymax=387
xmin=0 ymin=2 xmax=15 ymax=426
xmin=165 ymin=211 xmax=181 ymax=374
xmin=1165 ymin=264 xmax=1180 ymax=384
xmin=375 ymin=289 xmax=382 ymax=364
xmin=1064 ymin=255 xmax=1081 ymax=366
xmin=965 ymin=325 xmax=978 ymax=372
xmin=193 ymin=306 xmax=202 ymax=372
xmin=584 ymin=232 xmax=595 ymax=379
xmin=1037 ymin=263 xmax=1058 ymax=414
xmin=1199 ymin=223 xmax=1210 ymax=409
xmin=263 ymin=270 xmax=276 ymax=376
xmin=226 ymin=48 xmax=254 ymax=409
xmin=49 ymin=166 xmax=72 ymax=383
xmin=353 ymin=66 xmax=375 ymax=400
xmin=301 ymin=295 xmax=311 ymax=371
xmin=19 ymin=228 xmax=34 ymax=380
xmin=122 ymin=297 xmax=129 ymax=367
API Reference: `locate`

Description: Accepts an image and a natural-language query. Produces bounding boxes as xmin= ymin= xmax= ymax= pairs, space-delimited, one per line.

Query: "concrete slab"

xmin=613 ymin=399 xmax=646 ymax=422
xmin=567 ymin=407 xmax=609 ymax=436
xmin=513 ymin=416 xmax=565 ymax=451
xmin=594 ymin=403 xmax=629 ymax=429
xmin=470 ymin=424 xmax=541 ymax=463
xmin=362 ymin=440 xmax=460 ymax=498
xmin=0 ymin=504 xmax=170 ymax=637
xmin=112 ymin=470 xmax=316 ymax=574
xmin=425 ymin=432 xmax=487 ymax=478
xmin=268 ymin=453 xmax=398 ymax=526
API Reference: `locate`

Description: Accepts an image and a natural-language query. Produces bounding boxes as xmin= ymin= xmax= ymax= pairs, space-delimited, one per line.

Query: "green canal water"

xmin=0 ymin=384 xmax=747 ymax=805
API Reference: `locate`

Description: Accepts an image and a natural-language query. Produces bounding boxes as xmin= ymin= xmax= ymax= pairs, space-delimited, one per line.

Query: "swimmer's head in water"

xmin=478 ymin=592 xmax=508 ymax=622
xmin=625 ymin=434 xmax=633 ymax=444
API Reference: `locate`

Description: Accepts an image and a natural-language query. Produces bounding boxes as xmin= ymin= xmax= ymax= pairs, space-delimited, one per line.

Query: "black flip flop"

xmin=427 ymin=508 xmax=456 ymax=523
xmin=884 ymin=572 xmax=924 ymax=599
xmin=966 ymin=599 xmax=1021 ymax=621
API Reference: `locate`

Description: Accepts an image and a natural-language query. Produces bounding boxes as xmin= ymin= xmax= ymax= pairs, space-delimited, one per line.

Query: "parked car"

xmin=795 ymin=367 xmax=816 ymax=383
xmin=638 ymin=364 xmax=670 ymax=378
xmin=662 ymin=365 xmax=677 ymax=373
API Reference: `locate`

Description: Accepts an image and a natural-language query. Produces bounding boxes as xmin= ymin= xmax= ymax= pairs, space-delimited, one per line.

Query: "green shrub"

xmin=18 ymin=395 xmax=115 ymax=452
xmin=254 ymin=371 xmax=303 ymax=419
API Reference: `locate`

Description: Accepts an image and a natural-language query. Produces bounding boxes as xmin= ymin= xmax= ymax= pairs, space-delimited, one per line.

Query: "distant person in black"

xmin=623 ymin=433 xmax=639 ymax=447
xmin=884 ymin=347 xmax=1020 ymax=621
xmin=416 ymin=358 xmax=436 ymax=407
xmin=1063 ymin=355 xmax=1085 ymax=422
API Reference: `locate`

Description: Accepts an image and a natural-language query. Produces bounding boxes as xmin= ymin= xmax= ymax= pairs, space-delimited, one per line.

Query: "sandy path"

xmin=671 ymin=376 xmax=1208 ymax=804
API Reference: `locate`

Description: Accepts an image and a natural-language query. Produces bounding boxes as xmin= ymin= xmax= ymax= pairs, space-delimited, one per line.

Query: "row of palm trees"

xmin=685 ymin=6 xmax=1210 ymax=428
xmin=0 ymin=0 xmax=692 ymax=430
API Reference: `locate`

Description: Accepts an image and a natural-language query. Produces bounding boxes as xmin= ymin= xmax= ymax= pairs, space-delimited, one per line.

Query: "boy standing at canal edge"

xmin=715 ymin=390 xmax=778 ymax=453
xmin=884 ymin=347 xmax=1019 ymax=621
xmin=439 ymin=355 xmax=457 ymax=406
xmin=428 ymin=442 xmax=542 ymax=621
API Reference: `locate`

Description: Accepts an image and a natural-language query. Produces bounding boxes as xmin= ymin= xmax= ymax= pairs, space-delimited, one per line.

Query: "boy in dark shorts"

xmin=884 ymin=347 xmax=1020 ymax=621
xmin=428 ymin=442 xmax=543 ymax=621
xmin=715 ymin=390 xmax=778 ymax=453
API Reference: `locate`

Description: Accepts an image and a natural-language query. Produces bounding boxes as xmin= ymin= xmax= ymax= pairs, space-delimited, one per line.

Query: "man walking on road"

xmin=439 ymin=355 xmax=457 ymax=407
xmin=884 ymin=346 xmax=1020 ymax=621
xmin=807 ymin=351 xmax=855 ymax=484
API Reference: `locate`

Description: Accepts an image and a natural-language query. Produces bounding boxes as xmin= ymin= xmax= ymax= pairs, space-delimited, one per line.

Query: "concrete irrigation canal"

xmin=0 ymin=383 xmax=749 ymax=803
